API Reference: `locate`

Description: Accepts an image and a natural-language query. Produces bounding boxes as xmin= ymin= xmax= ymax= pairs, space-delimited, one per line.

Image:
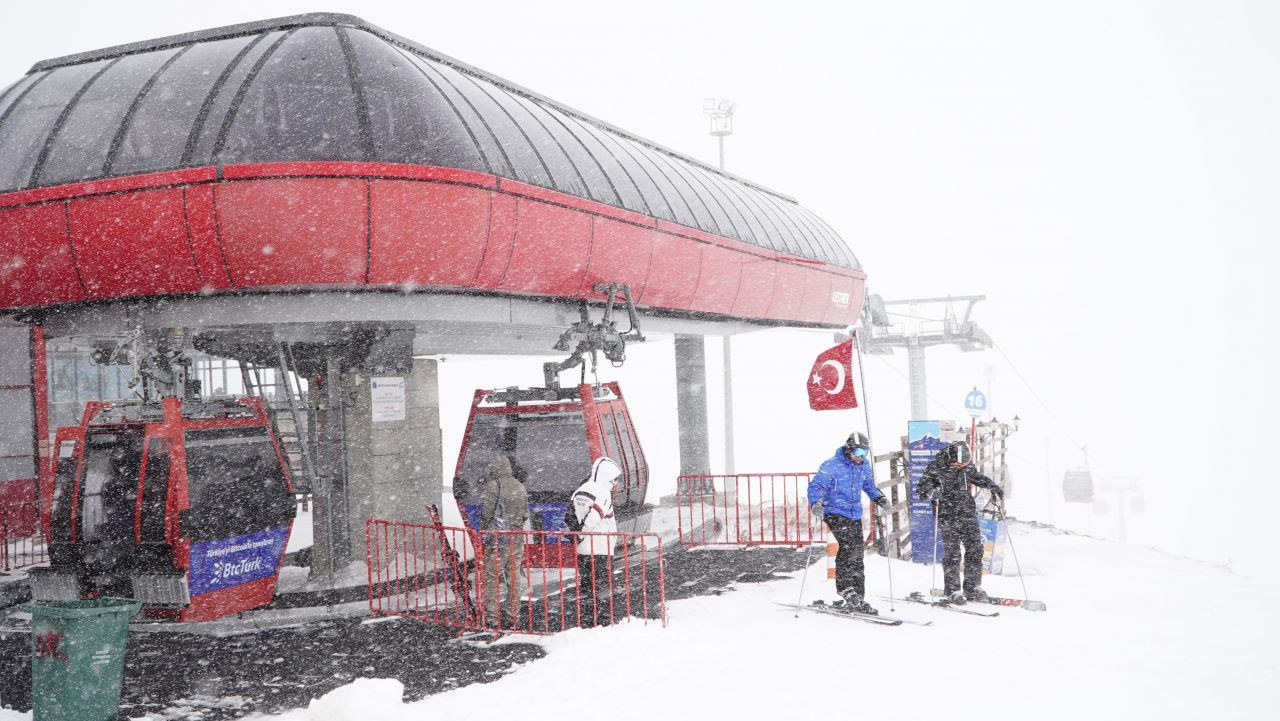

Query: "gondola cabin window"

xmin=50 ymin=439 xmax=80 ymax=540
xmin=78 ymin=432 xmax=143 ymax=543
xmin=183 ymin=427 xmax=291 ymax=541
xmin=139 ymin=438 xmax=171 ymax=543
xmin=614 ymin=413 xmax=647 ymax=506
xmin=458 ymin=411 xmax=592 ymax=507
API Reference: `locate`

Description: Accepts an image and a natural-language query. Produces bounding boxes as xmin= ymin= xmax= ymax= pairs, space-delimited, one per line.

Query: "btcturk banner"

xmin=188 ymin=527 xmax=289 ymax=595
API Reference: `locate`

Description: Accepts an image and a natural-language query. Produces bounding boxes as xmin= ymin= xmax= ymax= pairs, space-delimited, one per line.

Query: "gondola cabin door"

xmin=176 ymin=400 xmax=297 ymax=621
xmin=453 ymin=382 xmax=648 ymax=568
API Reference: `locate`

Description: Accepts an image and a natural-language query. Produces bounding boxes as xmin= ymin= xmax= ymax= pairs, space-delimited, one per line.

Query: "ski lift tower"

xmin=859 ymin=294 xmax=994 ymax=420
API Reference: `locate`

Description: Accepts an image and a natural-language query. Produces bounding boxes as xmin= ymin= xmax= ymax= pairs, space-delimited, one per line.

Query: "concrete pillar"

xmin=674 ymin=335 xmax=710 ymax=476
xmin=342 ymin=357 xmax=443 ymax=553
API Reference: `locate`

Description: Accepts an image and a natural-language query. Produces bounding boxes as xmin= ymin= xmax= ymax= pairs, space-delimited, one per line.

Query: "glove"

xmin=563 ymin=508 xmax=582 ymax=533
xmin=873 ymin=495 xmax=889 ymax=508
xmin=990 ymin=486 xmax=1005 ymax=502
xmin=810 ymin=501 xmax=825 ymax=518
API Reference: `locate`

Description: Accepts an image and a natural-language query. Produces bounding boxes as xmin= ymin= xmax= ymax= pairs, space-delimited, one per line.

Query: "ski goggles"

xmin=850 ymin=447 xmax=870 ymax=458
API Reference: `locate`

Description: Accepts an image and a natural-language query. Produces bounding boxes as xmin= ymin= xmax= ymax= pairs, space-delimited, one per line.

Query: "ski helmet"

xmin=845 ymin=431 xmax=870 ymax=456
xmin=947 ymin=441 xmax=972 ymax=465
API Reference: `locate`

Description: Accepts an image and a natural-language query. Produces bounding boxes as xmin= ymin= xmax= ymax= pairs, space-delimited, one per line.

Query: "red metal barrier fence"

xmin=676 ymin=473 xmax=821 ymax=547
xmin=1 ymin=488 xmax=47 ymax=572
xmin=366 ymin=520 xmax=665 ymax=635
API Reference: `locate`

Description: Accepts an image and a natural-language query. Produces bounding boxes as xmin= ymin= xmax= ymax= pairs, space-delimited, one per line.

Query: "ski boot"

xmin=946 ymin=590 xmax=968 ymax=605
xmin=965 ymin=587 xmax=991 ymax=603
xmin=839 ymin=590 xmax=879 ymax=616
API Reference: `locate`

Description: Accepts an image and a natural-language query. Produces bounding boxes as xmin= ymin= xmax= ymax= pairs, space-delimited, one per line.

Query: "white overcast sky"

xmin=3 ymin=1 xmax=1276 ymax=573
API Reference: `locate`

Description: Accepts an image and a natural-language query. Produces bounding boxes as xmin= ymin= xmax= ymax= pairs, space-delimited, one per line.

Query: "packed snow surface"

xmin=224 ymin=522 xmax=1279 ymax=721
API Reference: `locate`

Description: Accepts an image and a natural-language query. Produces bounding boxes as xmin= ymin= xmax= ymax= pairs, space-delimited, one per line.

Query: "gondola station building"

xmin=0 ymin=14 xmax=865 ymax=620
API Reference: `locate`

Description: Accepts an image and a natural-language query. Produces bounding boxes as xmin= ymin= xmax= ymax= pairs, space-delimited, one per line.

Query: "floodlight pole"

xmin=705 ymin=99 xmax=737 ymax=473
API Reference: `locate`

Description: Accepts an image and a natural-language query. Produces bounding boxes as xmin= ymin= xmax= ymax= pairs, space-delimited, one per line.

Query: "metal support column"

xmin=723 ymin=335 xmax=735 ymax=474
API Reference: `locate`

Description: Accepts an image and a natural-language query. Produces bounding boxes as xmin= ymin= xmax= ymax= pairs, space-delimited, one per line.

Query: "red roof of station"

xmin=0 ymin=14 xmax=864 ymax=327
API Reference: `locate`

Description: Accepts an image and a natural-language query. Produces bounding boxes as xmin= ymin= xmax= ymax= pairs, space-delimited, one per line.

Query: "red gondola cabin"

xmin=33 ymin=396 xmax=296 ymax=622
xmin=452 ymin=382 xmax=647 ymax=567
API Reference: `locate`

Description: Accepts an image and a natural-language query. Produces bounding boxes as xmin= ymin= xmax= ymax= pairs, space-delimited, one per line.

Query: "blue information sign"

xmin=188 ymin=527 xmax=289 ymax=595
xmin=964 ymin=389 xmax=987 ymax=417
xmin=907 ymin=421 xmax=948 ymax=564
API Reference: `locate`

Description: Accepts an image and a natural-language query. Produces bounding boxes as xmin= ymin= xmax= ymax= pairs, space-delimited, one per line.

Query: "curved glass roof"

xmin=0 ymin=13 xmax=857 ymax=269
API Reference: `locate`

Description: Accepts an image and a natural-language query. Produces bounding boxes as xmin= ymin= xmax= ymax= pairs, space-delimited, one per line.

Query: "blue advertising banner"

xmin=908 ymin=421 xmax=948 ymax=564
xmin=189 ymin=527 xmax=289 ymax=596
xmin=979 ymin=517 xmax=1007 ymax=575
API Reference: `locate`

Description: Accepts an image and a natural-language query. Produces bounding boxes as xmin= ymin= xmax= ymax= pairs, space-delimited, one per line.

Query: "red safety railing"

xmin=366 ymin=519 xmax=666 ymax=635
xmin=1 ymin=482 xmax=47 ymax=572
xmin=676 ymin=473 xmax=822 ymax=547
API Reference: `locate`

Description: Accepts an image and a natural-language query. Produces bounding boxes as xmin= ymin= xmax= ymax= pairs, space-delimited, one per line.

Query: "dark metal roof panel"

xmin=9 ymin=13 xmax=858 ymax=270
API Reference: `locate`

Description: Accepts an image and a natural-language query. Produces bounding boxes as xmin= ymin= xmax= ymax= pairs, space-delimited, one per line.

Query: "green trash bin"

xmin=23 ymin=598 xmax=141 ymax=721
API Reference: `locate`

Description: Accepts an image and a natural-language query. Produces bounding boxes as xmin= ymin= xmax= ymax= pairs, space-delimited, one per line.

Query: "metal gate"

xmin=675 ymin=473 xmax=820 ymax=547
xmin=366 ymin=519 xmax=666 ymax=634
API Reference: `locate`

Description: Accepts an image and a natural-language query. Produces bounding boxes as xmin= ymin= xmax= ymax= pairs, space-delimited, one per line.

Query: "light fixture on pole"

xmin=702 ymin=98 xmax=735 ymax=170
xmin=702 ymin=97 xmax=736 ymax=474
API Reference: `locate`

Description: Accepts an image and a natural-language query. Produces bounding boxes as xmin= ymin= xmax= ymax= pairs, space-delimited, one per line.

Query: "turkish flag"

xmin=807 ymin=340 xmax=858 ymax=411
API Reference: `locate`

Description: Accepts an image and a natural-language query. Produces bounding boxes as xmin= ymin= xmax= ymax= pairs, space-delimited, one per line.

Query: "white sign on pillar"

xmin=371 ymin=377 xmax=406 ymax=422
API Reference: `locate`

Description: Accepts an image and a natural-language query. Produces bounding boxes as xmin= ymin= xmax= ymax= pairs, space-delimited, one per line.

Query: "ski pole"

xmin=879 ymin=505 xmax=895 ymax=612
xmin=794 ymin=522 xmax=820 ymax=618
xmin=996 ymin=501 xmax=1032 ymax=603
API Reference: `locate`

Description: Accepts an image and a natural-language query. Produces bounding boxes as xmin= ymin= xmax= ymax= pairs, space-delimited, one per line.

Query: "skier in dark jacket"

xmin=917 ymin=440 xmax=1004 ymax=604
xmin=808 ymin=432 xmax=888 ymax=615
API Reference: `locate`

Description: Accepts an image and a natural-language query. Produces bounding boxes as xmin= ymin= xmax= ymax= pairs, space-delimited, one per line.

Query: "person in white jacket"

xmin=565 ymin=457 xmax=621 ymax=626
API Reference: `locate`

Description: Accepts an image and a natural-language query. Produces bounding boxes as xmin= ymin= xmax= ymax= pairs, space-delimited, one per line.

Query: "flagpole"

xmin=852 ymin=334 xmax=880 ymax=529
xmin=853 ymin=331 xmax=895 ymax=610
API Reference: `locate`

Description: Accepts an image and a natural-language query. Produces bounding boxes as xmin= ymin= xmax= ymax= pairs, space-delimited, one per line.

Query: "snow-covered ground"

xmin=220 ymin=523 xmax=1276 ymax=721
xmin=2 ymin=523 xmax=1272 ymax=721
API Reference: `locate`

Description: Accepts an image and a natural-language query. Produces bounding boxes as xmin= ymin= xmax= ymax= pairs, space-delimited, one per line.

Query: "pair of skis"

xmin=927 ymin=588 xmax=1048 ymax=612
xmin=786 ymin=588 xmax=1046 ymax=625
xmin=883 ymin=591 xmax=1000 ymax=617
xmin=778 ymin=600 xmax=929 ymax=627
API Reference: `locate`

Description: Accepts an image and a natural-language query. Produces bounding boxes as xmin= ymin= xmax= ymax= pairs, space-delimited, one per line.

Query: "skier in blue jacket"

xmin=808 ymin=432 xmax=888 ymax=615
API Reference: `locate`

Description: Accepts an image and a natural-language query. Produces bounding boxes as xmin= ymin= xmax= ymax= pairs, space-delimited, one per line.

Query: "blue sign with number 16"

xmin=964 ymin=389 xmax=987 ymax=417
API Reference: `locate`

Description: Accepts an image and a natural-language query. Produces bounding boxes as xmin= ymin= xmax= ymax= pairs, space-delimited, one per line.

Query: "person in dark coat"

xmin=481 ymin=456 xmax=530 ymax=628
xmin=917 ymin=440 xmax=1004 ymax=604
xmin=807 ymin=432 xmax=888 ymax=615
